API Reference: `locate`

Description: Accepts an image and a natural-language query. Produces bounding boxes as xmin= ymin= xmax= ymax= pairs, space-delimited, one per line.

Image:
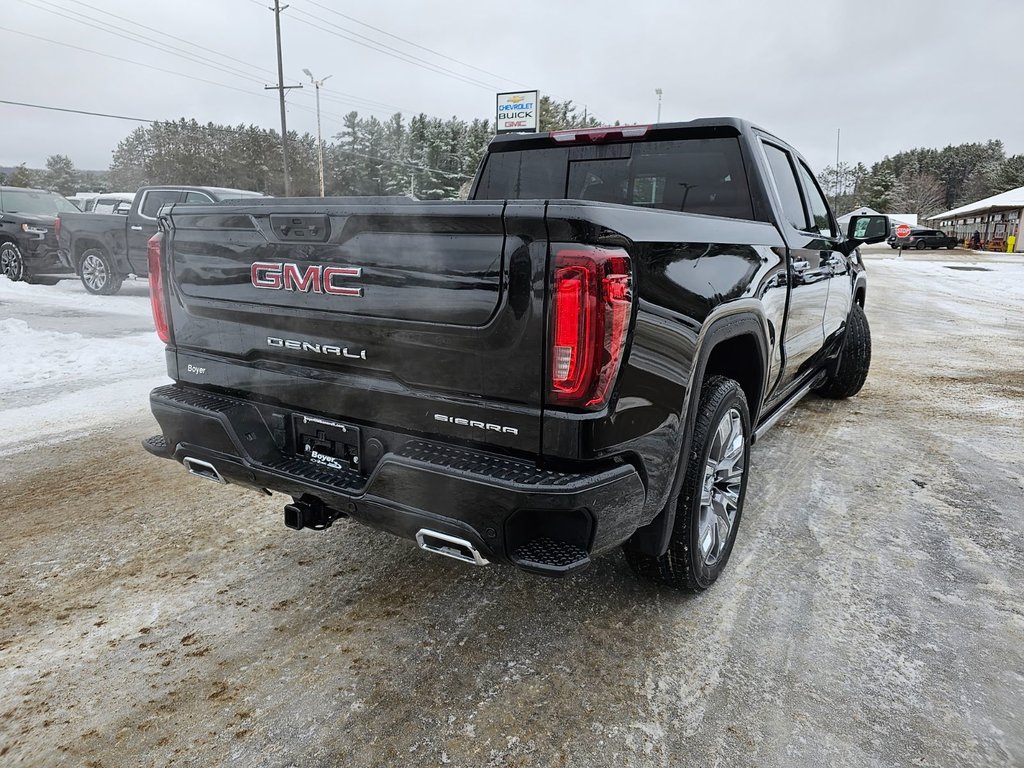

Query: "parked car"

xmin=142 ymin=118 xmax=888 ymax=592
xmin=0 ymin=186 xmax=79 ymax=284
xmin=57 ymin=185 xmax=263 ymax=294
xmin=888 ymin=227 xmax=957 ymax=249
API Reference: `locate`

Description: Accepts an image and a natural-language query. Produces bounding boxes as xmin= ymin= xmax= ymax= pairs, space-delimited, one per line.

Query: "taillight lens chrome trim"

xmin=548 ymin=246 xmax=633 ymax=409
xmin=148 ymin=232 xmax=172 ymax=344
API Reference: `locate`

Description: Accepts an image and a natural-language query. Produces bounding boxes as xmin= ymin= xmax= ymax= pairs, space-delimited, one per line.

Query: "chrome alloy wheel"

xmin=697 ymin=407 xmax=746 ymax=566
xmin=81 ymin=253 xmax=108 ymax=292
xmin=1 ymin=243 xmax=24 ymax=281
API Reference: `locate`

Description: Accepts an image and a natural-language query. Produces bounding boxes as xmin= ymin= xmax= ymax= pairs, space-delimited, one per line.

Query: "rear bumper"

xmin=146 ymin=384 xmax=647 ymax=575
xmin=21 ymin=238 xmax=72 ymax=276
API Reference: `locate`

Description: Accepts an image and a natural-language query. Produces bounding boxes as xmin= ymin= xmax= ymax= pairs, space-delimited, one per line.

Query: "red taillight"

xmin=53 ymin=216 xmax=61 ymax=241
xmin=550 ymin=125 xmax=650 ymax=144
xmin=549 ymin=247 xmax=633 ymax=408
xmin=148 ymin=232 xmax=172 ymax=344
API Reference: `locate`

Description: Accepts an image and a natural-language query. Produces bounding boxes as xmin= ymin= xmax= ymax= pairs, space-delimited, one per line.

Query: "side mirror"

xmin=847 ymin=214 xmax=889 ymax=244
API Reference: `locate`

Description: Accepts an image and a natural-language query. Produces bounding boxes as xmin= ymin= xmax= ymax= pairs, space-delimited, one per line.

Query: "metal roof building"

xmin=930 ymin=186 xmax=1024 ymax=252
xmin=836 ymin=206 xmax=917 ymax=229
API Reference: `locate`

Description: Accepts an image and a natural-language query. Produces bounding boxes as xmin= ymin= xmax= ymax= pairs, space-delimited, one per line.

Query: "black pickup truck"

xmin=0 ymin=186 xmax=79 ymax=285
xmin=142 ymin=118 xmax=887 ymax=591
xmin=56 ymin=185 xmax=263 ymax=294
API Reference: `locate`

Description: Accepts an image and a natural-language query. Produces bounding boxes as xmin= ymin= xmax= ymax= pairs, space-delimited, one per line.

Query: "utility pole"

xmin=303 ymin=68 xmax=332 ymax=197
xmin=265 ymin=0 xmax=301 ymax=196
xmin=655 ymin=88 xmax=663 ymax=123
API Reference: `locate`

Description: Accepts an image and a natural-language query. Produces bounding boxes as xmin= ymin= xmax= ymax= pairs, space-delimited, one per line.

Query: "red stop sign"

xmin=895 ymin=223 xmax=912 ymax=238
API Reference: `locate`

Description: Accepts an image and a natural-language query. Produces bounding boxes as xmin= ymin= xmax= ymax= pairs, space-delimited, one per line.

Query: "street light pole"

xmin=655 ymin=88 xmax=663 ymax=123
xmin=303 ymin=68 xmax=332 ymax=197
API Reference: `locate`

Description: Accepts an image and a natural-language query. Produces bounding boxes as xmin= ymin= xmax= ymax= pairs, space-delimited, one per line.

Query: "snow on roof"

xmin=836 ymin=207 xmax=917 ymax=226
xmin=930 ymin=186 xmax=1024 ymax=220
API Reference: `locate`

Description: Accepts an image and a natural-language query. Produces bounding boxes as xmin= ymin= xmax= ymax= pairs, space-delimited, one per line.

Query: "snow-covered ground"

xmin=0 ymin=278 xmax=168 ymax=456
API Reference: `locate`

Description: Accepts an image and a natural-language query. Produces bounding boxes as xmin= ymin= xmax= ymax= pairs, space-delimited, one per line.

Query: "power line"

xmin=278 ymin=3 xmax=503 ymax=92
xmin=0 ymin=25 xmax=278 ymax=101
xmin=20 ymin=0 xmax=270 ymax=86
xmin=0 ymin=98 xmax=154 ymax=124
xmin=16 ymin=0 xmax=410 ymax=119
xmin=301 ymin=0 xmax=521 ymax=87
xmin=0 ymin=99 xmax=476 ymax=180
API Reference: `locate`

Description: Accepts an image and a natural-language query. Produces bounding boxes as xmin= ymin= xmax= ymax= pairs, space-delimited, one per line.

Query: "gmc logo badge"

xmin=250 ymin=262 xmax=362 ymax=296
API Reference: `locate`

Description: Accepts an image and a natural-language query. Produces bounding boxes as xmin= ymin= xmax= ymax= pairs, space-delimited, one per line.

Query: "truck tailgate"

xmin=163 ymin=200 xmax=547 ymax=454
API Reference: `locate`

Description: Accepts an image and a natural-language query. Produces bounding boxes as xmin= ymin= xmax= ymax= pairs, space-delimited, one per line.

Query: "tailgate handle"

xmin=269 ymin=214 xmax=331 ymax=242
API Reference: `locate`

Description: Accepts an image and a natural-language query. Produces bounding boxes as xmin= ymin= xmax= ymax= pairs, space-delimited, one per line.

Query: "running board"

xmin=754 ymin=376 xmax=819 ymax=441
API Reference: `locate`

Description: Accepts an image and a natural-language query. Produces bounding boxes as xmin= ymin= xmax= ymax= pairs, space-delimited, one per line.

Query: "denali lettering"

xmin=251 ymin=262 xmax=363 ymax=296
xmin=434 ymin=413 xmax=518 ymax=435
xmin=267 ymin=337 xmax=367 ymax=359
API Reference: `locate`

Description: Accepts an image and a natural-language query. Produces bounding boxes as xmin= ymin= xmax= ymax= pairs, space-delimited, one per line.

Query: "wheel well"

xmin=74 ymin=239 xmax=106 ymax=265
xmin=702 ymin=333 xmax=764 ymax=422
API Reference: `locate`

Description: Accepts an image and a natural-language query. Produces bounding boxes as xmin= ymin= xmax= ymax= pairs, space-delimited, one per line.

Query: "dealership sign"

xmin=496 ymin=90 xmax=539 ymax=134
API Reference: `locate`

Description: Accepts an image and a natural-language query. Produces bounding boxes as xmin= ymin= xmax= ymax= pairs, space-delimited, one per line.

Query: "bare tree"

xmin=891 ymin=172 xmax=947 ymax=219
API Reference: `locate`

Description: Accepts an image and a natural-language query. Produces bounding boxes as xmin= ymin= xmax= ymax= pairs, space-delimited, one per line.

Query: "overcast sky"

xmin=2 ymin=0 xmax=1021 ymax=174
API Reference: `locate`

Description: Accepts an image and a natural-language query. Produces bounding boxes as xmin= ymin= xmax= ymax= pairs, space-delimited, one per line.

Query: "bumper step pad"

xmin=511 ymin=537 xmax=590 ymax=576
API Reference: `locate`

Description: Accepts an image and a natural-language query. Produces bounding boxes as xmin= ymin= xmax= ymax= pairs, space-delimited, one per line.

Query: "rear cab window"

xmin=139 ymin=190 xmax=184 ymax=219
xmin=474 ymin=136 xmax=756 ymax=220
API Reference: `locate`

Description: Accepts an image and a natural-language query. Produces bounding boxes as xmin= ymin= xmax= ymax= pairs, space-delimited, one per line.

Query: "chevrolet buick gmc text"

xmin=142 ymin=118 xmax=888 ymax=591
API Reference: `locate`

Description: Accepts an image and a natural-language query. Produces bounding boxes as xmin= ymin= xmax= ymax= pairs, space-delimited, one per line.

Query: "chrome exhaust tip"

xmin=415 ymin=529 xmax=489 ymax=566
xmin=183 ymin=456 xmax=226 ymax=485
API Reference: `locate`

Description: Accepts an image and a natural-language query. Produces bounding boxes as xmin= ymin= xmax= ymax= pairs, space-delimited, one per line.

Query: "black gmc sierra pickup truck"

xmin=142 ymin=118 xmax=887 ymax=591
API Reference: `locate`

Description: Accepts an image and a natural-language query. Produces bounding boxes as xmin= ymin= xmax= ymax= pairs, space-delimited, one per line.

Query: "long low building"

xmin=930 ymin=186 xmax=1024 ymax=252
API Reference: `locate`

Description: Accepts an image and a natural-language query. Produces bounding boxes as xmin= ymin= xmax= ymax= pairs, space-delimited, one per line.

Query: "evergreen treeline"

xmin=819 ymin=141 xmax=1024 ymax=219
xmin=105 ymin=96 xmax=598 ymax=198
xmin=4 ymin=98 xmax=1020 ymax=217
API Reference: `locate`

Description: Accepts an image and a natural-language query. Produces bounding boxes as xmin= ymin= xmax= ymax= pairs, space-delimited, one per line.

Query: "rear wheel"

xmin=816 ymin=303 xmax=871 ymax=399
xmin=624 ymin=376 xmax=751 ymax=591
xmin=79 ymin=248 xmax=123 ymax=295
xmin=0 ymin=241 xmax=25 ymax=282
xmin=915 ymin=240 xmax=927 ymax=250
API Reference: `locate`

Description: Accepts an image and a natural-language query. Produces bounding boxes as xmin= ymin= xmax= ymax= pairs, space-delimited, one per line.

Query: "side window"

xmin=184 ymin=191 xmax=213 ymax=204
xmin=140 ymin=190 xmax=183 ymax=218
xmin=762 ymin=144 xmax=809 ymax=231
xmin=796 ymin=161 xmax=836 ymax=237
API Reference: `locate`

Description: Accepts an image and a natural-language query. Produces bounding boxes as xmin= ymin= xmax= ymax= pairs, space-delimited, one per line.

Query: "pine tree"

xmin=7 ymin=164 xmax=35 ymax=188
xmin=43 ymin=154 xmax=78 ymax=195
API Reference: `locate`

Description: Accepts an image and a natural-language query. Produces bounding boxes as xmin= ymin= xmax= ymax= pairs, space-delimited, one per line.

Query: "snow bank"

xmin=0 ymin=276 xmax=153 ymax=318
xmin=1 ymin=318 xmax=163 ymax=391
xmin=0 ymin=316 xmax=168 ymax=455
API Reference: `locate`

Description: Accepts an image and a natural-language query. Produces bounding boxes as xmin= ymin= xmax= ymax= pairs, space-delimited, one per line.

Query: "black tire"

xmin=816 ymin=303 xmax=871 ymax=399
xmin=78 ymin=248 xmax=123 ymax=295
xmin=915 ymin=240 xmax=927 ymax=250
xmin=624 ymin=376 xmax=751 ymax=591
xmin=0 ymin=241 xmax=25 ymax=282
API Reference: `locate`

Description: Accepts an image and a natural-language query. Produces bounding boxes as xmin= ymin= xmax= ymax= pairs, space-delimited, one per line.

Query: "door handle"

xmin=130 ymin=225 xmax=143 ymax=231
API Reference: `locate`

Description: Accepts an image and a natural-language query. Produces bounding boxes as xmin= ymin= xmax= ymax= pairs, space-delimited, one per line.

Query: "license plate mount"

xmin=292 ymin=414 xmax=361 ymax=472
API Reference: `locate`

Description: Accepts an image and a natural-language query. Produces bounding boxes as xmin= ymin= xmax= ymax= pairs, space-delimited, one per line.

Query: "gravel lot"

xmin=1 ymin=249 xmax=1022 ymax=767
